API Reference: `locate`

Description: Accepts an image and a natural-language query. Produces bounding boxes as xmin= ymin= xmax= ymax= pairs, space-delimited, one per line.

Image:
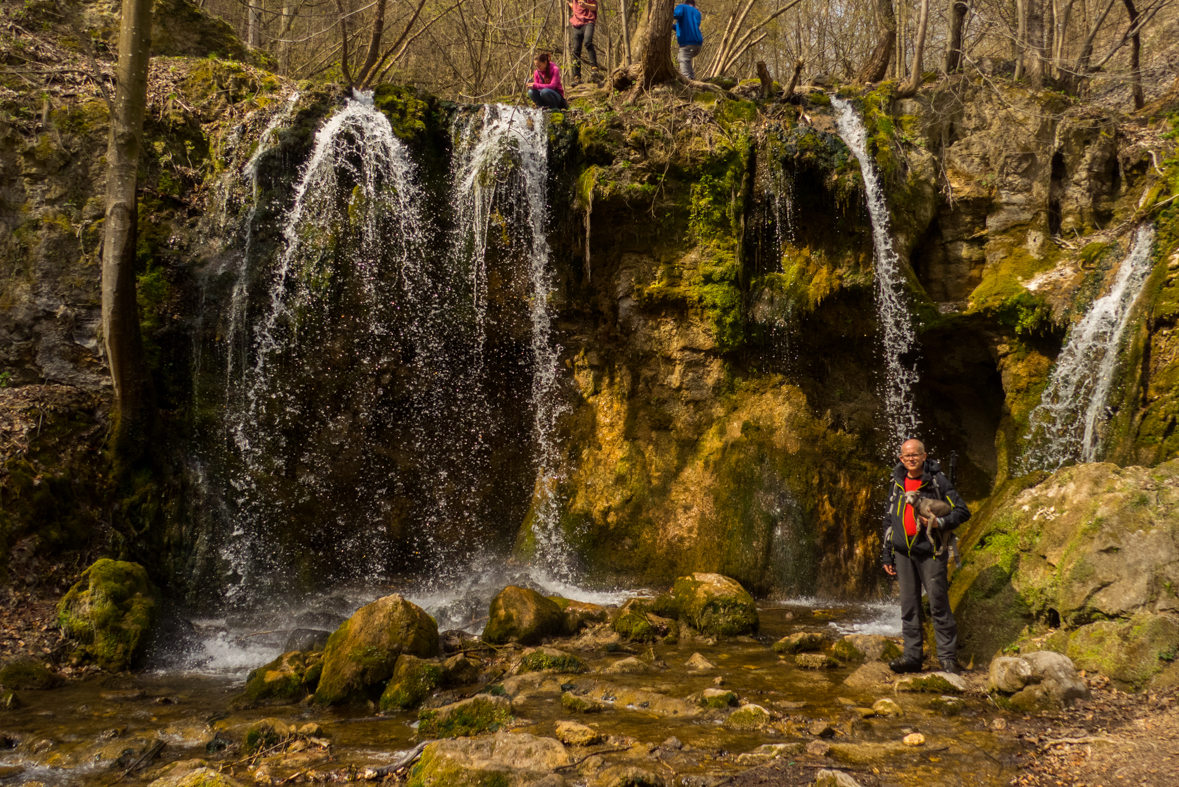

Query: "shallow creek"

xmin=0 ymin=605 xmax=1023 ymax=786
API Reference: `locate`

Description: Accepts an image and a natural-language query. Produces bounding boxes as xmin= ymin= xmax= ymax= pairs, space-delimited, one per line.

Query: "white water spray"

xmin=830 ymin=97 xmax=921 ymax=450
xmin=1021 ymin=225 xmax=1156 ymax=471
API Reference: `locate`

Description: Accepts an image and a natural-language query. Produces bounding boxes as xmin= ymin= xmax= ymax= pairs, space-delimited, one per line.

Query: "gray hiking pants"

xmin=895 ymin=549 xmax=957 ymax=663
xmin=677 ymin=45 xmax=702 ymax=80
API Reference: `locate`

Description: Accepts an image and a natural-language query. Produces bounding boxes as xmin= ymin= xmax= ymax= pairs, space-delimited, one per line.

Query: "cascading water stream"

xmin=1021 ymin=224 xmax=1156 ymax=471
xmin=831 ymin=97 xmax=921 ymax=450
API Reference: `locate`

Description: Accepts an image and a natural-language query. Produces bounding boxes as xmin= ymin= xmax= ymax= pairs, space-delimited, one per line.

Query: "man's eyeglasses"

xmin=900 ymin=454 xmax=925 ymax=459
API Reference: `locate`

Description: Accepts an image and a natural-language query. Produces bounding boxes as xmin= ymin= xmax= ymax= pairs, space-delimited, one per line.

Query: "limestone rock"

xmin=697 ymin=688 xmax=737 ymax=708
xmin=484 ymin=587 xmax=566 ymax=646
xmin=871 ymin=698 xmax=903 ymax=717
xmin=737 ymin=742 xmax=804 ymax=764
xmin=602 ymin=656 xmax=650 ymax=674
xmin=312 ymin=594 xmax=439 ymax=705
xmin=549 ymin=597 xmax=609 ymax=635
xmin=842 ymin=662 xmax=894 ymax=689
xmin=796 ymin=653 xmax=839 ymax=669
xmin=379 ymin=654 xmax=444 ymax=711
xmin=232 ymin=651 xmax=322 ymax=709
xmin=56 ymin=559 xmax=159 ymax=672
xmin=773 ymin=632 xmax=825 ymax=653
xmin=724 ymin=703 xmax=772 ymax=730
xmin=147 ymin=766 xmax=246 ymax=787
xmin=408 ymin=732 xmax=568 ymax=786
xmin=813 ymin=770 xmax=864 ymax=787
xmin=840 ymin=635 xmax=902 ymax=662
xmin=555 ymin=720 xmax=602 ymax=746
xmin=442 ymin=654 xmax=480 ymax=686
xmin=243 ymin=718 xmax=292 ymax=752
xmin=417 ymin=694 xmax=514 ymax=738
xmin=808 ymin=721 xmax=836 ymax=738
xmin=1063 ymin=613 xmax=1179 ymax=690
xmin=560 ymin=691 xmax=603 ymax=713
xmin=518 ymin=647 xmax=587 ymax=675
xmin=902 ymin=733 xmax=926 ymax=747
xmin=0 ymin=660 xmax=63 ymax=690
xmin=929 ymin=695 xmax=966 ymax=716
xmin=283 ymin=629 xmax=330 ymax=653
xmin=671 ymin=573 xmax=759 ymax=636
xmin=987 ymin=651 xmax=1089 ymax=710
xmin=611 ymin=598 xmax=661 ymax=642
xmin=832 ymin=639 xmax=865 ymax=662
xmin=565 ymin=678 xmax=698 ymax=718
xmin=806 ymin=740 xmax=832 ymax=757
xmin=684 ymin=652 xmax=714 ymax=671
xmin=895 ymin=672 xmax=967 ymax=694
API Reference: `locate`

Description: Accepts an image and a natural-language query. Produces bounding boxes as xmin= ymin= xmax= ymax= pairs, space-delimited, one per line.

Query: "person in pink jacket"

xmin=526 ymin=52 xmax=568 ymax=109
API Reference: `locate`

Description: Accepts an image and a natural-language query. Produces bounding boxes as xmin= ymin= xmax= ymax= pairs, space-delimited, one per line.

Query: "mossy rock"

xmin=407 ymin=745 xmax=515 ymax=787
xmin=773 ymin=631 xmax=825 ymax=654
xmin=482 ymin=587 xmax=564 ymax=646
xmin=232 ymin=651 xmax=322 ymax=709
xmin=243 ymin=718 xmax=292 ymax=752
xmin=895 ymin=673 xmax=966 ymax=694
xmin=379 ymin=655 xmax=444 ymax=711
xmin=312 ymin=594 xmax=439 ymax=706
xmin=1063 ymin=613 xmax=1179 ymax=691
xmin=0 ymin=660 xmax=62 ymax=690
xmin=517 ymin=647 xmax=586 ymax=675
xmin=417 ymin=695 xmax=513 ymax=738
xmin=547 ymin=597 xmax=610 ymax=635
xmin=832 ymin=639 xmax=865 ymax=662
xmin=57 ymin=558 xmax=159 ymax=672
xmin=147 ymin=766 xmax=247 ymax=787
xmin=150 ymin=0 xmax=254 ymax=63
xmin=612 ymin=610 xmax=657 ymax=642
xmin=795 ymin=653 xmax=839 ymax=669
xmin=441 ymin=654 xmax=480 ymax=686
xmin=560 ymin=691 xmax=602 ymax=713
xmin=724 ymin=703 xmax=773 ymax=730
xmin=1 ymin=690 xmax=20 ymax=709
xmin=697 ymin=688 xmax=738 ymax=708
xmin=881 ymin=640 xmax=904 ymax=662
xmin=672 ymin=573 xmax=758 ymax=637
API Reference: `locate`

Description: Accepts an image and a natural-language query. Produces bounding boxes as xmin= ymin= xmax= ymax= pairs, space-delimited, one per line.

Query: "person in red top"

xmin=526 ymin=52 xmax=567 ymax=109
xmin=568 ymin=0 xmax=599 ymax=82
xmin=881 ymin=439 xmax=971 ymax=675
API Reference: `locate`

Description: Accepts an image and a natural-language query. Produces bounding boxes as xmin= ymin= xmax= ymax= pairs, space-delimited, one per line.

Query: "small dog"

xmin=903 ymin=490 xmax=952 ymax=555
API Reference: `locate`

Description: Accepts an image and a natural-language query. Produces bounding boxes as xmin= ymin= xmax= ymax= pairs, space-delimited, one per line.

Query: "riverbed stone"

xmin=988 ymin=651 xmax=1089 ymax=710
xmin=484 ymin=587 xmax=565 ymax=646
xmin=0 ymin=659 xmax=62 ymax=690
xmin=555 ymin=720 xmax=602 ymax=746
xmin=56 ymin=558 xmax=159 ymax=672
xmin=379 ymin=654 xmax=444 ymax=711
xmin=773 ymin=631 xmax=825 ymax=653
xmin=567 ymin=678 xmax=698 ymax=717
xmin=813 ymin=770 xmax=864 ymax=787
xmin=1061 ymin=612 xmax=1179 ymax=690
xmin=148 ymin=767 xmax=246 ymax=787
xmin=417 ymin=694 xmax=514 ymax=738
xmin=549 ymin=597 xmax=609 ymax=635
xmin=842 ymin=662 xmax=894 ymax=689
xmin=602 ymin=656 xmax=650 ymax=674
xmin=232 ymin=650 xmax=322 ymax=709
xmin=697 ymin=688 xmax=738 ymax=708
xmin=724 ymin=702 xmax=772 ymax=730
xmin=518 ymin=647 xmax=587 ymax=675
xmin=895 ymin=672 xmax=967 ymax=694
xmin=903 ymin=733 xmax=926 ymax=747
xmin=796 ymin=653 xmax=839 ymax=669
xmin=684 ymin=652 xmax=714 ymax=670
xmin=611 ymin=598 xmax=660 ymax=642
xmin=560 ymin=691 xmax=603 ymax=713
xmin=871 ymin=698 xmax=903 ymax=717
xmin=671 ymin=573 xmax=758 ymax=636
xmin=312 ymin=594 xmax=439 ymax=705
xmin=283 ymin=628 xmax=330 ymax=652
xmin=409 ymin=732 xmax=569 ymax=786
xmin=442 ymin=654 xmax=480 ymax=685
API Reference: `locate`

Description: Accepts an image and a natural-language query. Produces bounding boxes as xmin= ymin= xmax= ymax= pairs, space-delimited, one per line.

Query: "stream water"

xmin=1021 ymin=224 xmax=1157 ymax=471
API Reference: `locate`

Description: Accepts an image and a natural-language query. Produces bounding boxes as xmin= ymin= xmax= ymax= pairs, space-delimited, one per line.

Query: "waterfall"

xmin=450 ymin=104 xmax=572 ymax=581
xmin=831 ymin=97 xmax=921 ymax=450
xmin=1021 ymin=225 xmax=1156 ymax=471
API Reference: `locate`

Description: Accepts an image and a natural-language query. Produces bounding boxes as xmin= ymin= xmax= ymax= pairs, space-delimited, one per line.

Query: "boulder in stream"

xmin=379 ymin=654 xmax=444 ymax=711
xmin=483 ymin=586 xmax=565 ymax=645
xmin=312 ymin=594 xmax=439 ymax=705
xmin=724 ymin=702 xmax=773 ymax=730
xmin=232 ymin=650 xmax=322 ymax=709
xmin=56 ymin=558 xmax=159 ymax=672
xmin=672 ymin=573 xmax=758 ymax=636
xmin=548 ymin=597 xmax=609 ymax=634
xmin=518 ymin=646 xmax=587 ymax=674
xmin=0 ymin=659 xmax=62 ymax=690
xmin=773 ymin=631 xmax=826 ymax=653
xmin=147 ymin=766 xmax=246 ymax=787
xmin=417 ymin=694 xmax=514 ymax=738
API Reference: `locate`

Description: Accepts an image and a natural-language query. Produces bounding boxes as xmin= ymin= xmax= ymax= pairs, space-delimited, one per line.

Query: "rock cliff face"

xmin=2 ymin=0 xmax=1178 ymax=603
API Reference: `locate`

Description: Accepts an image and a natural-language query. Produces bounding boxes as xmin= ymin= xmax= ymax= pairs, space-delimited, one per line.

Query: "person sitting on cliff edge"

xmin=882 ymin=438 xmax=970 ymax=675
xmin=526 ymin=52 xmax=568 ymax=110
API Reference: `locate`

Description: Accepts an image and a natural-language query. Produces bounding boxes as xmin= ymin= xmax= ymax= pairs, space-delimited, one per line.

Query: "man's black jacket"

xmin=881 ymin=458 xmax=970 ymax=565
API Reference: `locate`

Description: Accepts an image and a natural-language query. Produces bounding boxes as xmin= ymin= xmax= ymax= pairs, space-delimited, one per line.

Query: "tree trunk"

xmin=102 ymin=0 xmax=155 ymax=457
xmin=620 ymin=0 xmax=632 ymax=65
xmin=247 ymin=0 xmax=261 ymax=48
xmin=898 ymin=0 xmax=931 ymax=96
xmin=1123 ymin=0 xmax=1143 ymax=109
xmin=1014 ymin=0 xmax=1027 ymax=80
xmin=945 ymin=0 xmax=969 ymax=72
xmin=857 ymin=0 xmax=896 ymax=82
xmin=279 ymin=1 xmax=294 ymax=73
xmin=1025 ymin=0 xmax=1045 ymax=87
xmin=617 ymin=0 xmax=677 ymax=88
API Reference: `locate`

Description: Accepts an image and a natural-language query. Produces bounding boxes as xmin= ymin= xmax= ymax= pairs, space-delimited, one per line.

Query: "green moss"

xmin=379 ymin=655 xmax=443 ymax=711
xmin=0 ymin=659 xmax=62 ymax=690
xmin=517 ymin=650 xmax=586 ymax=675
xmin=232 ymin=651 xmax=322 ymax=709
xmin=698 ymin=689 xmax=738 ymax=708
xmin=243 ymin=718 xmax=288 ymax=752
xmin=416 ymin=696 xmax=513 ymax=738
xmin=833 ymin=640 xmax=865 ymax=662
xmin=407 ymin=747 xmax=512 ymax=787
xmin=880 ymin=640 xmax=903 ymax=662
xmin=560 ymin=691 xmax=602 ymax=713
xmin=613 ymin=610 xmax=657 ymax=642
xmin=371 ymin=84 xmax=432 ymax=142
xmin=56 ymin=558 xmax=159 ymax=672
xmin=724 ymin=704 xmax=772 ymax=730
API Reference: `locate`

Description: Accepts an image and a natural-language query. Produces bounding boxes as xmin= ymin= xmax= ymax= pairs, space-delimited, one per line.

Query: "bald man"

xmin=882 ymin=439 xmax=970 ymax=674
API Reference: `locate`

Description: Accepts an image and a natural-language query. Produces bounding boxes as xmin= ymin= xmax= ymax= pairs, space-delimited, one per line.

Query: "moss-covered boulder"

xmin=560 ymin=691 xmax=603 ymax=713
xmin=724 ymin=703 xmax=773 ymax=730
xmin=547 ymin=597 xmax=609 ymax=634
xmin=417 ymin=694 xmax=514 ymax=738
xmin=672 ymin=573 xmax=758 ymax=636
xmin=0 ymin=659 xmax=62 ymax=690
xmin=795 ymin=653 xmax=839 ymax=669
xmin=379 ymin=655 xmax=444 ymax=711
xmin=441 ymin=654 xmax=480 ymax=686
xmin=951 ymin=461 xmax=1179 ymax=664
xmin=611 ymin=598 xmax=660 ymax=642
xmin=147 ymin=766 xmax=246 ymax=787
xmin=407 ymin=732 xmax=568 ymax=786
xmin=243 ymin=718 xmax=293 ymax=752
xmin=56 ymin=559 xmax=159 ymax=672
xmin=697 ymin=688 xmax=738 ymax=708
xmin=482 ymin=586 xmax=564 ymax=646
xmin=517 ymin=647 xmax=586 ymax=675
xmin=773 ymin=631 xmax=826 ymax=653
xmin=312 ymin=594 xmax=439 ymax=706
xmin=232 ymin=651 xmax=322 ymax=709
xmin=1059 ymin=613 xmax=1179 ymax=690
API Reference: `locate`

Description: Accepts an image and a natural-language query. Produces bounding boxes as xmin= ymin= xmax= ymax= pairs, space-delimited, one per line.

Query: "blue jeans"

xmin=528 ymin=88 xmax=567 ymax=109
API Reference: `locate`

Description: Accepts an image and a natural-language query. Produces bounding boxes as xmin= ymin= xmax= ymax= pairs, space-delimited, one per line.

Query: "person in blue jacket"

xmin=673 ymin=0 xmax=703 ymax=80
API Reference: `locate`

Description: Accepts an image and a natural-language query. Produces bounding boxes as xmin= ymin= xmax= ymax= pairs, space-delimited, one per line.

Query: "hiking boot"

xmin=940 ymin=659 xmax=961 ymax=675
xmin=888 ymin=656 xmax=923 ymax=674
